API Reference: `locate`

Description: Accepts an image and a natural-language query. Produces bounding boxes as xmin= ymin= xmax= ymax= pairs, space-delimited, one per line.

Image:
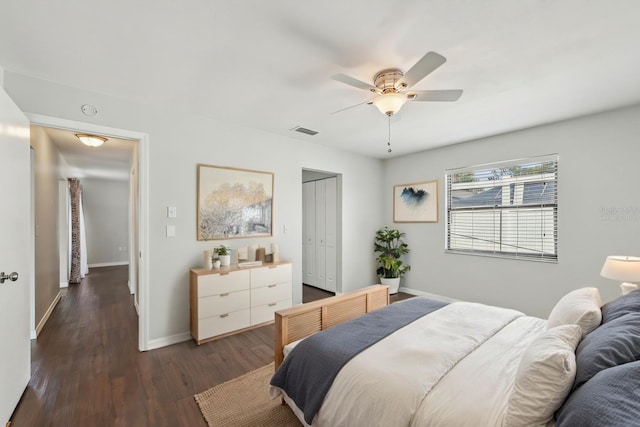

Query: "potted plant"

xmin=214 ymin=245 xmax=231 ymax=267
xmin=374 ymin=226 xmax=410 ymax=294
xmin=211 ymin=256 xmax=221 ymax=269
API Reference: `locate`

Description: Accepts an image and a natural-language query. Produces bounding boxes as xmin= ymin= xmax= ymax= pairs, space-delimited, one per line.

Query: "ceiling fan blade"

xmin=330 ymin=100 xmax=373 ymax=115
xmin=407 ymin=89 xmax=463 ymax=102
xmin=331 ymin=74 xmax=378 ymax=92
xmin=396 ymin=52 xmax=447 ymax=89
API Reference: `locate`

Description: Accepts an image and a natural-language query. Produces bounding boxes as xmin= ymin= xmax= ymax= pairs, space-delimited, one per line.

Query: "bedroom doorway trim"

xmin=25 ymin=113 xmax=151 ymax=352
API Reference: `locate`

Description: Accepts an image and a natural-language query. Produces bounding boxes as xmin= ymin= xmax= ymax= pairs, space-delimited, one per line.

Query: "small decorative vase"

xmin=212 ymin=260 xmax=221 ymax=269
xmin=204 ymin=250 xmax=213 ymax=269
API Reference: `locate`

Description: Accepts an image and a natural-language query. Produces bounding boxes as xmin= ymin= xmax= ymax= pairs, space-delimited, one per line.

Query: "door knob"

xmin=0 ymin=271 xmax=18 ymax=284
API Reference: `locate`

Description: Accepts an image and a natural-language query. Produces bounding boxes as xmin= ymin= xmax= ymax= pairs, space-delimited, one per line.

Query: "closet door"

xmin=324 ymin=178 xmax=337 ymax=292
xmin=315 ymin=179 xmax=327 ymax=290
xmin=302 ymin=182 xmax=316 ymax=286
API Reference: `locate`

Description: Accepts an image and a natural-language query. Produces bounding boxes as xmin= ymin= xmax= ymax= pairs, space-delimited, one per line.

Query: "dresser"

xmin=189 ymin=261 xmax=292 ymax=344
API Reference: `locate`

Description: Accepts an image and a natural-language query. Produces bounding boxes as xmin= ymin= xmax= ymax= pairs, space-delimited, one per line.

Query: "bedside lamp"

xmin=600 ymin=255 xmax=640 ymax=295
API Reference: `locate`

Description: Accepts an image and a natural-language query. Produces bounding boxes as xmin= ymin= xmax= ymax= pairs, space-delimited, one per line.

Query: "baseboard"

xmin=88 ymin=262 xmax=129 ymax=268
xmin=146 ymin=332 xmax=191 ymax=351
xmin=34 ymin=291 xmax=62 ymax=338
xmin=59 ymin=281 xmax=68 ymax=289
xmin=398 ymin=287 xmax=459 ymax=303
xmin=133 ymin=297 xmax=139 ymax=316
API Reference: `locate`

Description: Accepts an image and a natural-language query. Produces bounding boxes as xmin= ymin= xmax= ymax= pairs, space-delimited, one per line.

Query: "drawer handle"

xmin=220 ymin=293 xmax=229 ymax=297
xmin=268 ymin=284 xmax=277 ymax=288
xmin=268 ymin=303 xmax=277 ymax=307
xmin=220 ymin=313 xmax=229 ymax=318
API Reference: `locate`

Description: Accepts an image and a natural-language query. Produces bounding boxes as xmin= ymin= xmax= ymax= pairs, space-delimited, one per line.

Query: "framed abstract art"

xmin=393 ymin=180 xmax=438 ymax=223
xmin=197 ymin=164 xmax=273 ymax=240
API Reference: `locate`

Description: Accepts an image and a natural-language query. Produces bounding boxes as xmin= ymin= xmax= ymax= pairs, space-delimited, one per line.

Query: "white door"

xmin=315 ymin=179 xmax=326 ymax=290
xmin=0 ymin=87 xmax=31 ymax=423
xmin=324 ymin=177 xmax=337 ymax=292
xmin=303 ymin=182 xmax=316 ymax=286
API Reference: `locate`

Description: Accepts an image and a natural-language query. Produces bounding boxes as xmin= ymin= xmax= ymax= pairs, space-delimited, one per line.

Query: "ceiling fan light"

xmin=372 ymin=92 xmax=408 ymax=116
xmin=75 ymin=134 xmax=107 ymax=147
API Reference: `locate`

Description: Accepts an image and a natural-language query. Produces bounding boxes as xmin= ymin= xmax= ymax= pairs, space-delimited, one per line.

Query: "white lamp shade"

xmin=372 ymin=92 xmax=408 ymax=116
xmin=600 ymin=256 xmax=640 ymax=282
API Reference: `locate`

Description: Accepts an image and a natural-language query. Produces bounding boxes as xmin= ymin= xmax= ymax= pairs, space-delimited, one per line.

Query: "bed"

xmin=270 ymin=285 xmax=640 ymax=427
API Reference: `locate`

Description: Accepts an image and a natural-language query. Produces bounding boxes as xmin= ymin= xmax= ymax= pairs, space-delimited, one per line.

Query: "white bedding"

xmin=274 ymin=301 xmax=546 ymax=427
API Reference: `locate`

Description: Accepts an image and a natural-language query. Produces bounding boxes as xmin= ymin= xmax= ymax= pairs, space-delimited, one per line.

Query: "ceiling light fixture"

xmin=372 ymin=92 xmax=408 ymax=117
xmin=75 ymin=134 xmax=107 ymax=147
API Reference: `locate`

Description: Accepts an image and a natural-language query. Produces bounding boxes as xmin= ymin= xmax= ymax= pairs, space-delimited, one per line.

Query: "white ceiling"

xmin=41 ymin=128 xmax=134 ymax=180
xmin=2 ymin=1 xmax=640 ymax=167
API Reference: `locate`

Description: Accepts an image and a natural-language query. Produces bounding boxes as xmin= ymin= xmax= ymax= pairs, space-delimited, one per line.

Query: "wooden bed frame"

xmin=274 ymin=285 xmax=389 ymax=368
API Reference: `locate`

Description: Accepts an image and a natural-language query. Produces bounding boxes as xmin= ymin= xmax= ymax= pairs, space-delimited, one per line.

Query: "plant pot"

xmin=380 ymin=277 xmax=400 ymax=295
xmin=219 ymin=254 xmax=231 ymax=267
xmin=212 ymin=260 xmax=221 ymax=269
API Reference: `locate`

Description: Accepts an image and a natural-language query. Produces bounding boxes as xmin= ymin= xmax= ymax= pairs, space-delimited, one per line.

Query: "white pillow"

xmin=546 ymin=287 xmax=602 ymax=335
xmin=504 ymin=324 xmax=583 ymax=427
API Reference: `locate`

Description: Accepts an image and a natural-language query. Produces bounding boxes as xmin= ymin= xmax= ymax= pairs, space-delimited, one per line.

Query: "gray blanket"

xmin=270 ymin=297 xmax=448 ymax=424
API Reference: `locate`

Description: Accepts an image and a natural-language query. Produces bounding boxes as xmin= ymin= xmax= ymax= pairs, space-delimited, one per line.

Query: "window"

xmin=445 ymin=155 xmax=558 ymax=262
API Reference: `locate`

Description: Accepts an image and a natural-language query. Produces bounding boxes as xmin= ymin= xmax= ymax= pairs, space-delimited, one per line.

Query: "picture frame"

xmin=197 ymin=164 xmax=274 ymax=240
xmin=393 ymin=179 xmax=438 ymax=223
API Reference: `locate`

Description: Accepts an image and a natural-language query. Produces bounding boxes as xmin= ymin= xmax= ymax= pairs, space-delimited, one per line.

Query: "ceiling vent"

xmin=291 ymin=126 xmax=319 ymax=136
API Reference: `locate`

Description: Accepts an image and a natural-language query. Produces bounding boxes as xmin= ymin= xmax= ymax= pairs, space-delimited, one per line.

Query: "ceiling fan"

xmin=331 ymin=51 xmax=463 ymax=116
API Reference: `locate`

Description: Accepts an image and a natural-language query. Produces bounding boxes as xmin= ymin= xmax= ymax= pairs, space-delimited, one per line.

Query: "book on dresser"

xmin=189 ymin=261 xmax=292 ymax=344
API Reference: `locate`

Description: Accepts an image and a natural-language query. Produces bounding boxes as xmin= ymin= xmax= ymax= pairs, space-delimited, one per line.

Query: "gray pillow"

xmin=601 ymin=289 xmax=640 ymax=323
xmin=556 ymin=360 xmax=640 ymax=427
xmin=573 ymin=312 xmax=640 ymax=389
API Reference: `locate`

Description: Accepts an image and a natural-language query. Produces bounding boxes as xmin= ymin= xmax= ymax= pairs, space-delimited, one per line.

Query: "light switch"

xmin=167 ymin=206 xmax=177 ymax=218
xmin=166 ymin=225 xmax=176 ymax=237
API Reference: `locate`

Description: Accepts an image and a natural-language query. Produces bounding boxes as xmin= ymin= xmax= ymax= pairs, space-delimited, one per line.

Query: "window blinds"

xmin=445 ymin=155 xmax=558 ymax=262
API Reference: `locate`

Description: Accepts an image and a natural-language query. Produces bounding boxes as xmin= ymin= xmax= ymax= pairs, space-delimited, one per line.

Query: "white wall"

xmin=81 ymin=178 xmax=130 ymax=266
xmin=384 ymin=104 xmax=640 ymax=317
xmin=4 ymin=72 xmax=385 ymax=344
xmin=29 ymin=126 xmax=61 ymax=326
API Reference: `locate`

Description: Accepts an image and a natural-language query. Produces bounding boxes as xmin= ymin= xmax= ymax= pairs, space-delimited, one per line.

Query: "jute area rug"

xmin=194 ymin=362 xmax=303 ymax=427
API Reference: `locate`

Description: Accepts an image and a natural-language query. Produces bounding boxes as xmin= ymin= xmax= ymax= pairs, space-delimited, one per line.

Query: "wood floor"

xmin=11 ymin=266 xmax=413 ymax=426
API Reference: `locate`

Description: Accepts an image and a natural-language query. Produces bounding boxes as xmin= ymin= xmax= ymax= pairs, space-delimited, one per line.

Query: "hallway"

xmin=10 ymin=265 xmax=274 ymax=426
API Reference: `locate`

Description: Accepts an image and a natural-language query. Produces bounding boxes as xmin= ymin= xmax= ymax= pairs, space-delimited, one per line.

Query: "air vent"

xmin=291 ymin=126 xmax=319 ymax=136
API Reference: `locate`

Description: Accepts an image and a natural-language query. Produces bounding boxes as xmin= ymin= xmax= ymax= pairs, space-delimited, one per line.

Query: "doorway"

xmin=26 ymin=114 xmax=150 ymax=351
xmin=302 ymin=169 xmax=342 ymax=300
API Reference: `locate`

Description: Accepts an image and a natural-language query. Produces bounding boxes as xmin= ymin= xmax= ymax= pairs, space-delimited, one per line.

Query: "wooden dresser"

xmin=189 ymin=261 xmax=292 ymax=345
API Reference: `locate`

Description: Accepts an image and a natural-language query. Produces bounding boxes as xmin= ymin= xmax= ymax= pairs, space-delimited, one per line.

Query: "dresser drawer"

xmin=198 ymin=269 xmax=250 ymax=297
xmin=251 ymin=298 xmax=292 ymax=325
xmin=198 ymin=289 xmax=250 ymax=319
xmin=250 ymin=264 xmax=292 ymax=288
xmin=251 ymin=281 xmax=291 ymax=307
xmin=198 ymin=308 xmax=251 ymax=339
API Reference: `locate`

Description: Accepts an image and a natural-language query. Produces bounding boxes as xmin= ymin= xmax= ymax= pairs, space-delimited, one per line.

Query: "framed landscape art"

xmin=197 ymin=164 xmax=273 ymax=240
xmin=393 ymin=180 xmax=438 ymax=223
